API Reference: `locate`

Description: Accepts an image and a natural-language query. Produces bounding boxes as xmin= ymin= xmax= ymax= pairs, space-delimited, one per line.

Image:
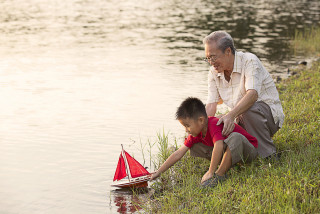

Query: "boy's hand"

xmin=149 ymin=171 xmax=160 ymax=181
xmin=201 ymin=170 xmax=214 ymax=184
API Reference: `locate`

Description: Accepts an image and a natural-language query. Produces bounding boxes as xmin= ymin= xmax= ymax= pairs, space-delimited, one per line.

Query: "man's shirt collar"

xmin=232 ymin=51 xmax=243 ymax=74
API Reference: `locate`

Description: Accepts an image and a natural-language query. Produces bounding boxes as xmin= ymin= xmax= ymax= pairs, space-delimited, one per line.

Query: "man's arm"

xmin=217 ymin=89 xmax=258 ymax=136
xmin=206 ymin=102 xmax=218 ymax=117
xmin=207 ymin=68 xmax=220 ymax=116
xmin=150 ymin=145 xmax=189 ymax=180
xmin=201 ymin=140 xmax=224 ymax=183
xmin=231 ymin=89 xmax=258 ymax=116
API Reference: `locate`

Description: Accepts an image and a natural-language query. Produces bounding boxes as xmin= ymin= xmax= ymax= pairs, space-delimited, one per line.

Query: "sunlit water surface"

xmin=0 ymin=0 xmax=319 ymax=213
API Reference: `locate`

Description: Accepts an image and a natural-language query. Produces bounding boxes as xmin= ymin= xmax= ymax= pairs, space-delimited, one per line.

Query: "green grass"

xmin=141 ymin=61 xmax=320 ymax=213
xmin=292 ymin=26 xmax=320 ymax=56
xmin=133 ymin=29 xmax=320 ymax=213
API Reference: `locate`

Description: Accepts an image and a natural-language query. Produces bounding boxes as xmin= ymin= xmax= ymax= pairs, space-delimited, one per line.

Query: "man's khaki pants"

xmin=237 ymin=101 xmax=280 ymax=158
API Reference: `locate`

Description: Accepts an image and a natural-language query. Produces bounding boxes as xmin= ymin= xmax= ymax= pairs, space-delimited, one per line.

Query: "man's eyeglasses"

xmin=203 ymin=54 xmax=221 ymax=64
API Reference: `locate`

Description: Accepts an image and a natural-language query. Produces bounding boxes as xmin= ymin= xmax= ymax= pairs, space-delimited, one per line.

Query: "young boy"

xmin=150 ymin=97 xmax=258 ymax=187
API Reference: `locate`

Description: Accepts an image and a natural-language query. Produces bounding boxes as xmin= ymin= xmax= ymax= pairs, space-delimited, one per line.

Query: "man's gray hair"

xmin=203 ymin=31 xmax=236 ymax=55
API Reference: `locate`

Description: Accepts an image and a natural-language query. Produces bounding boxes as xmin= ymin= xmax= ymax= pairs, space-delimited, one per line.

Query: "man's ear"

xmin=225 ymin=47 xmax=231 ymax=56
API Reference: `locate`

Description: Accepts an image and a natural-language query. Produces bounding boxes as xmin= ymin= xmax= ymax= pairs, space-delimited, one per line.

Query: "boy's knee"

xmin=224 ymin=133 xmax=244 ymax=150
xmin=190 ymin=143 xmax=212 ymax=160
xmin=224 ymin=133 xmax=257 ymax=165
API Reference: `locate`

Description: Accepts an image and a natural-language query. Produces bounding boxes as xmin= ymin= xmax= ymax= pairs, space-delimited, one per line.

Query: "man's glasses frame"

xmin=203 ymin=54 xmax=222 ymax=64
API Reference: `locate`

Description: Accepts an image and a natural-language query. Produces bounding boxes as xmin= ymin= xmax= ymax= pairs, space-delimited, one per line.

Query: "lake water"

xmin=0 ymin=0 xmax=319 ymax=213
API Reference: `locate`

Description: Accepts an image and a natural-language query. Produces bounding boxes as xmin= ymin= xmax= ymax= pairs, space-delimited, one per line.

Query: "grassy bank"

xmin=143 ymin=31 xmax=320 ymax=213
xmin=146 ymin=61 xmax=320 ymax=213
xmin=293 ymin=26 xmax=320 ymax=55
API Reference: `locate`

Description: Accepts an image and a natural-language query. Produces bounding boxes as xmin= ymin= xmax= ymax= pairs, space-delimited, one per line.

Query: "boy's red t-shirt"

xmin=184 ymin=117 xmax=258 ymax=148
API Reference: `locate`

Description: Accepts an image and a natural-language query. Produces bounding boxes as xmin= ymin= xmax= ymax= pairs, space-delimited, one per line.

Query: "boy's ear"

xmin=198 ymin=116 xmax=206 ymax=124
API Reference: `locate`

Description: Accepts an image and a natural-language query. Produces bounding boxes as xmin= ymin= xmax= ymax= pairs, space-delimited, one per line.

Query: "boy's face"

xmin=179 ymin=116 xmax=206 ymax=137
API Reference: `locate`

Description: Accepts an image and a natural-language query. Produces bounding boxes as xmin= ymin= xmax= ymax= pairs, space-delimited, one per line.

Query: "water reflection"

xmin=1 ymin=0 xmax=319 ymax=68
xmin=0 ymin=0 xmax=319 ymax=213
xmin=111 ymin=188 xmax=150 ymax=214
xmin=154 ymin=0 xmax=320 ymax=71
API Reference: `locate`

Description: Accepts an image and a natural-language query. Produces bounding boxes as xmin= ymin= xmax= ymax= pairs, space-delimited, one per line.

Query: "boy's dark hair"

xmin=176 ymin=97 xmax=207 ymax=120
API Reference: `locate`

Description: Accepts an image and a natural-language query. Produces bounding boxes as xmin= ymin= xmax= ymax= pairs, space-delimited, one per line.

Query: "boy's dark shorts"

xmin=223 ymin=132 xmax=258 ymax=165
xmin=190 ymin=132 xmax=258 ymax=165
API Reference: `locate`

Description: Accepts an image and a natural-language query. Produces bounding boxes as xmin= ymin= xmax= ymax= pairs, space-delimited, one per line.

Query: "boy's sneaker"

xmin=266 ymin=152 xmax=281 ymax=161
xmin=201 ymin=173 xmax=228 ymax=188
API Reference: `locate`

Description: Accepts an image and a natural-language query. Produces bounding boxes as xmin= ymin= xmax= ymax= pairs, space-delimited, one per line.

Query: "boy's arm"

xmin=150 ymin=145 xmax=189 ymax=180
xmin=201 ymin=140 xmax=224 ymax=183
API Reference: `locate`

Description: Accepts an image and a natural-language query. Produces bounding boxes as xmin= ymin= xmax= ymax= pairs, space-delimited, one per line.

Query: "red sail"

xmin=113 ymin=154 xmax=127 ymax=181
xmin=124 ymin=151 xmax=150 ymax=178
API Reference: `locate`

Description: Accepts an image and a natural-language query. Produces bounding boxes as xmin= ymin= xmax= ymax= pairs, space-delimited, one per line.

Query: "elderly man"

xmin=203 ymin=31 xmax=284 ymax=158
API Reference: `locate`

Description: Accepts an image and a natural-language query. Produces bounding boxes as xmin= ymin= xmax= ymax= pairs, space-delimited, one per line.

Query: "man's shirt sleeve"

xmin=243 ymin=54 xmax=263 ymax=95
xmin=207 ymin=68 xmax=221 ymax=104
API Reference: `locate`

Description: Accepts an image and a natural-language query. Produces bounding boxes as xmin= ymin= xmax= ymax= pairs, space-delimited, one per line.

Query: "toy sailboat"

xmin=111 ymin=145 xmax=150 ymax=188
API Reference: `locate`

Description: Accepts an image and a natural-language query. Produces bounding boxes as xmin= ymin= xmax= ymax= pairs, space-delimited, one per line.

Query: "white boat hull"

xmin=111 ymin=175 xmax=150 ymax=188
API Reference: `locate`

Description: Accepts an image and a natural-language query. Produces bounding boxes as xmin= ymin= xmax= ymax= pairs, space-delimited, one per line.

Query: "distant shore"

xmin=273 ymin=56 xmax=320 ymax=83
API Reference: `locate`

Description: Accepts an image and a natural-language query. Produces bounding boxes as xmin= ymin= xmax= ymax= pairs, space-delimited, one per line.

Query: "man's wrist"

xmin=227 ymin=110 xmax=237 ymax=119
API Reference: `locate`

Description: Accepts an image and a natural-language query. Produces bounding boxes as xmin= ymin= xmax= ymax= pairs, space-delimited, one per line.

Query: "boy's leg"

xmin=189 ymin=132 xmax=257 ymax=165
xmin=223 ymin=132 xmax=258 ymax=166
xmin=215 ymin=146 xmax=232 ymax=176
xmin=189 ymin=143 xmax=213 ymax=161
xmin=201 ymin=147 xmax=232 ymax=188
xmin=201 ymin=133 xmax=257 ymax=188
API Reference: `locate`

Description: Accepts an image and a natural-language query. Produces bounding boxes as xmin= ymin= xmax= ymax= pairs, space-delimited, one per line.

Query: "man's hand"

xmin=216 ymin=114 xmax=225 ymax=119
xmin=217 ymin=113 xmax=235 ymax=136
xmin=149 ymin=171 xmax=160 ymax=181
xmin=201 ymin=170 xmax=214 ymax=184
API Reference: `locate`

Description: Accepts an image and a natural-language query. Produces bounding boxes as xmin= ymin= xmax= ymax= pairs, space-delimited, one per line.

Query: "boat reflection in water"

xmin=111 ymin=188 xmax=151 ymax=214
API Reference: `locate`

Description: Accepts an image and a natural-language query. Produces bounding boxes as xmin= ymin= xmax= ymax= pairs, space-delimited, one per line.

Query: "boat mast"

xmin=121 ymin=144 xmax=131 ymax=181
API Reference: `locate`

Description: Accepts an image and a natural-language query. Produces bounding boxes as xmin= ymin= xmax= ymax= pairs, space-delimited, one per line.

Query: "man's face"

xmin=179 ymin=117 xmax=204 ymax=137
xmin=205 ymin=42 xmax=232 ymax=73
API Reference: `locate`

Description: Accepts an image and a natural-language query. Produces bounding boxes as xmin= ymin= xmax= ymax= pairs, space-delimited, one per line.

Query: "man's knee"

xmin=241 ymin=103 xmax=261 ymax=120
